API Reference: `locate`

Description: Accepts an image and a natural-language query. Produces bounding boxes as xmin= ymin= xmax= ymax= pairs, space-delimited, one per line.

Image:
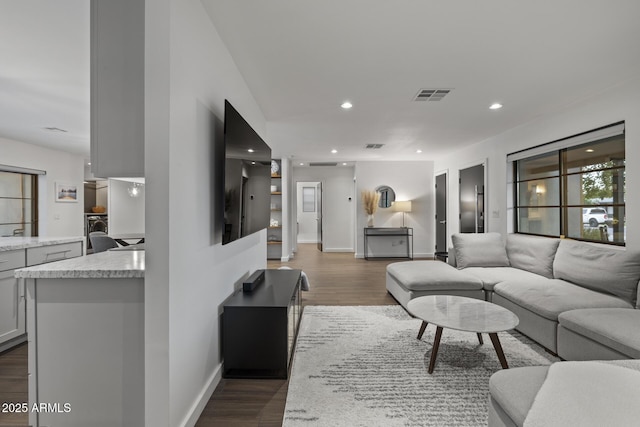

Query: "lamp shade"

xmin=393 ymin=200 xmax=412 ymax=212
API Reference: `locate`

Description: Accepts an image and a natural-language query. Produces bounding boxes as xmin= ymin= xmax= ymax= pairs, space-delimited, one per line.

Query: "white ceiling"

xmin=2 ymin=1 xmax=640 ymax=164
xmin=0 ymin=0 xmax=89 ymax=156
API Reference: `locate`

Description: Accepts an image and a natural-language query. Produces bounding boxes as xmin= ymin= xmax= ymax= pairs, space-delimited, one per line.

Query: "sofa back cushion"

xmin=506 ymin=234 xmax=560 ymax=278
xmin=553 ymin=239 xmax=640 ymax=306
xmin=451 ymin=232 xmax=510 ymax=269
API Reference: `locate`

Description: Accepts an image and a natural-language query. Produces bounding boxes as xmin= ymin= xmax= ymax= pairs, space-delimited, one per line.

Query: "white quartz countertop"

xmin=15 ymin=250 xmax=145 ymax=279
xmin=0 ymin=236 xmax=84 ymax=251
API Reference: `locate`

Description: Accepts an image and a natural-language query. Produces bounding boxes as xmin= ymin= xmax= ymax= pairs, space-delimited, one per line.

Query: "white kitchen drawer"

xmin=0 ymin=250 xmax=26 ymax=272
xmin=26 ymin=242 xmax=83 ymax=266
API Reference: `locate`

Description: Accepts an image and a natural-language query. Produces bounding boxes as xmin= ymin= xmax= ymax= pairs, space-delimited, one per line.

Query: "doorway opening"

xmin=459 ymin=163 xmax=485 ymax=233
xmin=296 ymin=182 xmax=322 ymax=251
xmin=435 ymin=172 xmax=448 ymax=258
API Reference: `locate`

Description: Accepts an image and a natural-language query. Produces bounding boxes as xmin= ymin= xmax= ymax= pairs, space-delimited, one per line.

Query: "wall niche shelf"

xmin=268 ymin=159 xmax=284 ymax=259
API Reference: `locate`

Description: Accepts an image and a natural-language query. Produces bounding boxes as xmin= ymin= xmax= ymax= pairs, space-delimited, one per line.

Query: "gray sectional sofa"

xmin=386 ymin=232 xmax=640 ymax=426
xmin=386 ymin=232 xmax=640 ymax=358
xmin=488 ymin=359 xmax=640 ymax=427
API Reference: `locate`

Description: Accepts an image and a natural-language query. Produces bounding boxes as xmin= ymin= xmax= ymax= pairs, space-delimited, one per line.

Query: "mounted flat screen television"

xmin=222 ymin=100 xmax=271 ymax=245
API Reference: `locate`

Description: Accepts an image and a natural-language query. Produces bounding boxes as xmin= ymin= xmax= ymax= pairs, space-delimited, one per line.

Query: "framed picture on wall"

xmin=55 ymin=182 xmax=78 ymax=203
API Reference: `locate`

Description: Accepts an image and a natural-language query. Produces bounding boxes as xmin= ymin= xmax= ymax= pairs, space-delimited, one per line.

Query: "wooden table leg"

xmin=477 ymin=333 xmax=484 ymax=345
xmin=489 ymin=333 xmax=509 ymax=369
xmin=417 ymin=321 xmax=428 ymax=340
xmin=428 ymin=326 xmax=443 ymax=374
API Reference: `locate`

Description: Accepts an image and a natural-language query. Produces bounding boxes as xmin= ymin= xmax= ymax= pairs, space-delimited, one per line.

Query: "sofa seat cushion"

xmin=463 ymin=266 xmax=548 ymax=291
xmin=558 ymin=308 xmax=640 ymax=358
xmin=494 ymin=279 xmax=633 ymax=321
xmin=489 ymin=366 xmax=549 ymax=426
xmin=386 ymin=261 xmax=483 ymax=291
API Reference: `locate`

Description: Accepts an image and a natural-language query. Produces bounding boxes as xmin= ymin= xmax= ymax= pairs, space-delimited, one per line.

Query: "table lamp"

xmin=393 ymin=200 xmax=412 ymax=227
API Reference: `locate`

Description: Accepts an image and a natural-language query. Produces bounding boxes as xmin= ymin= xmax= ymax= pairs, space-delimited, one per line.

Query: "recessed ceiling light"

xmin=489 ymin=103 xmax=503 ymax=110
xmin=341 ymin=102 xmax=352 ymax=109
xmin=247 ymin=149 xmax=255 ymax=153
xmin=585 ymin=148 xmax=595 ymax=153
xmin=331 ymin=149 xmax=338 ymax=154
xmin=299 ymin=162 xmax=304 ymax=166
xmin=251 ymin=161 xmax=256 ymax=165
xmin=342 ymin=162 xmax=347 ymax=166
xmin=416 ymin=149 xmax=423 ymax=154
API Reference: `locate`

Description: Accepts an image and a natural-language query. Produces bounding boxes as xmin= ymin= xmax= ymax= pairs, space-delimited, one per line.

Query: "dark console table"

xmin=364 ymin=227 xmax=414 ymax=260
xmin=222 ymin=269 xmax=302 ymax=379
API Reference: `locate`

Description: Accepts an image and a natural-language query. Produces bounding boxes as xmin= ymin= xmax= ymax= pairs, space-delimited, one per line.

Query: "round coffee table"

xmin=407 ymin=295 xmax=519 ymax=374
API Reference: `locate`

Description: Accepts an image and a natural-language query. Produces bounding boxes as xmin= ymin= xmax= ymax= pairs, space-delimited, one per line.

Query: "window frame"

xmin=511 ymin=123 xmax=625 ymax=246
xmin=0 ymin=169 xmax=39 ymax=237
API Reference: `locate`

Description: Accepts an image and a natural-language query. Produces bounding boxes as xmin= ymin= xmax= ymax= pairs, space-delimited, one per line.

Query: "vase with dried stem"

xmin=361 ymin=190 xmax=380 ymax=227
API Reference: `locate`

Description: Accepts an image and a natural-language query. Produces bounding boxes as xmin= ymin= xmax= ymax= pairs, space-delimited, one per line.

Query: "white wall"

xmin=435 ymin=76 xmax=640 ymax=250
xmin=281 ymin=158 xmax=295 ymax=260
xmin=355 ymin=161 xmax=435 ymax=258
xmin=0 ymin=136 xmax=85 ymax=237
xmin=108 ymin=179 xmax=145 ymax=235
xmin=96 ymin=179 xmax=108 ymax=208
xmin=145 ymin=1 xmax=268 ymax=425
xmin=292 ymin=166 xmax=355 ymax=252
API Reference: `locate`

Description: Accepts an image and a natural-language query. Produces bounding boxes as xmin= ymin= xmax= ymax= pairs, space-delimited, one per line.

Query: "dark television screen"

xmin=222 ymin=100 xmax=271 ymax=245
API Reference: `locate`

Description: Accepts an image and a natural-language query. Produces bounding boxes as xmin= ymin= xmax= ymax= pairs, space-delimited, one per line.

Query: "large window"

xmin=511 ymin=123 xmax=625 ymax=245
xmin=0 ymin=170 xmax=38 ymax=237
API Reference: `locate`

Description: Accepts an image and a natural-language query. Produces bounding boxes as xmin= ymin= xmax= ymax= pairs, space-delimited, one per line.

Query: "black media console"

xmin=222 ymin=269 xmax=302 ymax=379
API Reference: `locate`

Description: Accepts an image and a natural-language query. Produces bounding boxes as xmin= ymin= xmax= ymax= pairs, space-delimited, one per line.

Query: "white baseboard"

xmin=297 ymin=239 xmax=318 ymax=244
xmin=179 ymin=363 xmax=222 ymax=427
xmin=322 ymin=248 xmax=354 ymax=253
xmin=355 ymin=252 xmax=434 ymax=259
xmin=0 ymin=335 xmax=27 ymax=354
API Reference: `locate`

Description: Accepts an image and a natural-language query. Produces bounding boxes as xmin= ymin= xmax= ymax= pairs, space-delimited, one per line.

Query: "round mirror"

xmin=375 ymin=185 xmax=396 ymax=208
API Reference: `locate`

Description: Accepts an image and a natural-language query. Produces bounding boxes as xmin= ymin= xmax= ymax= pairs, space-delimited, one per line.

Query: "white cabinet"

xmin=26 ymin=242 xmax=83 ymax=266
xmin=0 ymin=250 xmax=26 ymax=351
xmin=27 ymin=277 xmax=145 ymax=427
xmin=90 ymin=0 xmax=145 ymax=178
xmin=0 ymin=241 xmax=83 ymax=352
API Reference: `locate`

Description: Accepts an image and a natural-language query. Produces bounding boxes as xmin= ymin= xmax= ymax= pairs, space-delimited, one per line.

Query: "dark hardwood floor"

xmin=0 ymin=244 xmax=400 ymax=427
xmin=0 ymin=342 xmax=28 ymax=427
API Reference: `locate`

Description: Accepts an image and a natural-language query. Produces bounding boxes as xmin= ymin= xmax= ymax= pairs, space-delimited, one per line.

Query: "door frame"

xmin=316 ymin=182 xmax=323 ymax=252
xmin=295 ymin=181 xmax=322 ymax=246
xmin=458 ymin=159 xmax=488 ymax=233
xmin=434 ymin=170 xmax=449 ymax=254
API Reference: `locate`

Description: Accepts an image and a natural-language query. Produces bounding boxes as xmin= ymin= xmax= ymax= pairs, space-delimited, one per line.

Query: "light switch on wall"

xmin=492 ymin=209 xmax=500 ymax=219
xmin=53 ymin=214 xmax=61 ymax=220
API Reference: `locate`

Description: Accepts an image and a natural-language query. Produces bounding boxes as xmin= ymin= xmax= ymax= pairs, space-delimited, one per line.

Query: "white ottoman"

xmin=386 ymin=260 xmax=484 ymax=309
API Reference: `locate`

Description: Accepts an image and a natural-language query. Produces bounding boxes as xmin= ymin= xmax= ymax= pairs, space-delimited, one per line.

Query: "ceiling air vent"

xmin=413 ymin=88 xmax=452 ymax=102
xmin=309 ymin=162 xmax=338 ymax=167
xmin=365 ymin=144 xmax=385 ymax=149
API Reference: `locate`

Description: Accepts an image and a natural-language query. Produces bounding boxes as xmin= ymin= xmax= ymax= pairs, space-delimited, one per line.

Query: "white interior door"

xmin=296 ymin=182 xmax=320 ymax=243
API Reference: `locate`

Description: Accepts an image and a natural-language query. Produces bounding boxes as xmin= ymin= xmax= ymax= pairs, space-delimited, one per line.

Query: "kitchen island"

xmin=15 ymin=250 xmax=145 ymax=427
xmin=0 ymin=237 xmax=84 ymax=352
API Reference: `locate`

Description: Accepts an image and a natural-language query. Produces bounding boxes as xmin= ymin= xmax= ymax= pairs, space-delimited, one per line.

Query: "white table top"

xmin=0 ymin=236 xmax=84 ymax=251
xmin=407 ymin=295 xmax=519 ymax=333
xmin=15 ymin=250 xmax=145 ymax=279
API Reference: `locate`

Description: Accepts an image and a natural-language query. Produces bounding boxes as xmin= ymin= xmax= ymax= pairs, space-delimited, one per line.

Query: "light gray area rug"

xmin=284 ymin=305 xmax=558 ymax=427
